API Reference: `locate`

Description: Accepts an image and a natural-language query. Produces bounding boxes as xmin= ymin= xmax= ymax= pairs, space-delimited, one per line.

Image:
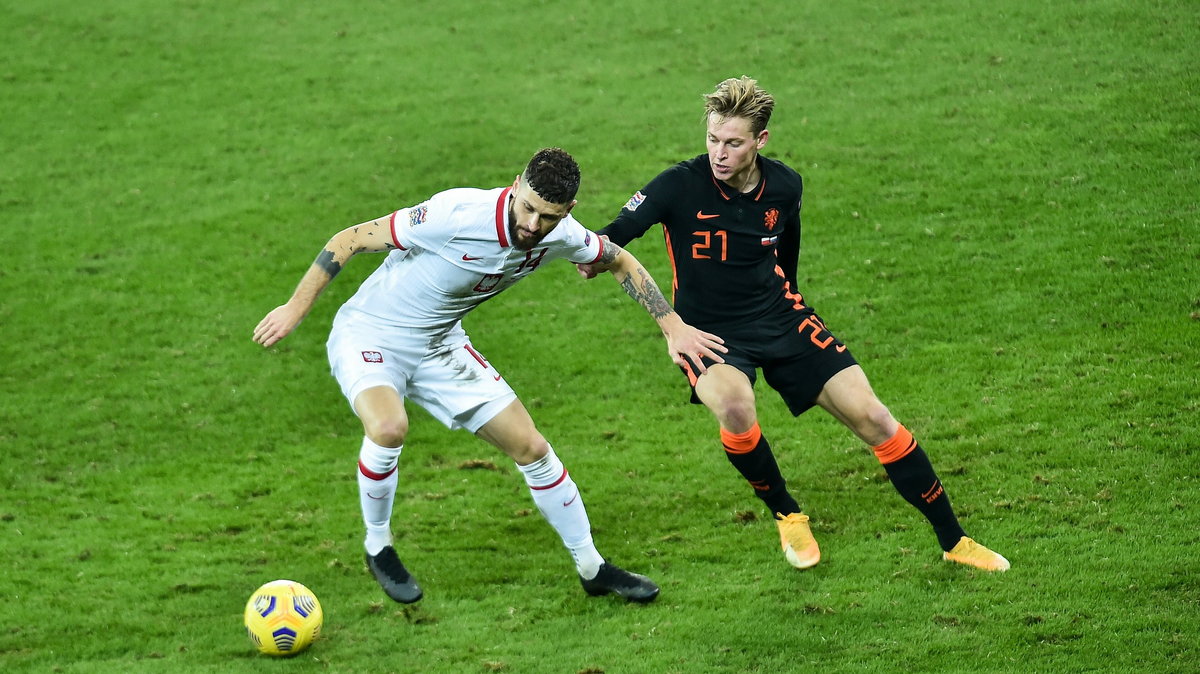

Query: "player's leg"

xmin=353 ymin=385 xmax=409 ymax=555
xmin=350 ymin=385 xmax=424 ymax=601
xmin=815 ymin=365 xmax=964 ymax=545
xmin=816 ymin=366 xmax=1008 ymax=571
xmin=474 ymin=400 xmax=658 ymax=602
xmin=693 ymin=363 xmax=817 ymax=569
xmin=328 ymin=325 xmax=424 ymax=602
xmin=695 ymin=364 xmax=800 ymax=516
xmin=474 ymin=401 xmax=601 ymax=575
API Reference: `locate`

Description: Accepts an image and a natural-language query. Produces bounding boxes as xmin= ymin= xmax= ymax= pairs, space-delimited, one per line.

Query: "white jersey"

xmin=335 ymin=186 xmax=604 ymax=335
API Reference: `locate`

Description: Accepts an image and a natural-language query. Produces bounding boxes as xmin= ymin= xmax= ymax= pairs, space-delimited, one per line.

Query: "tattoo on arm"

xmin=314 ymin=249 xmax=342 ymax=278
xmin=619 ymin=267 xmax=674 ymax=319
xmin=360 ymin=227 xmax=397 ymax=250
xmin=598 ymin=241 xmax=621 ymax=267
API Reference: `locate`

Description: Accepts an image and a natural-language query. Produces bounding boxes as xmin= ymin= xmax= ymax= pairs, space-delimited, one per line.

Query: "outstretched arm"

xmin=592 ymin=240 xmax=727 ymax=373
xmin=252 ymin=215 xmax=396 ymax=347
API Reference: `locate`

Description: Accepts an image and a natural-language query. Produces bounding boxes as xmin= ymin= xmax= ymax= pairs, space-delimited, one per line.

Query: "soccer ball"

xmin=243 ymin=579 xmax=323 ymax=656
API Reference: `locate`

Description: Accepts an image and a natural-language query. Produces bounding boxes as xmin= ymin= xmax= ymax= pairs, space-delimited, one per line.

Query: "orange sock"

xmin=720 ymin=423 xmax=762 ymax=454
xmin=872 ymin=425 xmax=916 ymax=464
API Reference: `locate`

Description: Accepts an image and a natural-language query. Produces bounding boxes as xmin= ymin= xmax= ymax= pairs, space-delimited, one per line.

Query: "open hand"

xmin=252 ymin=304 xmax=305 ymax=347
xmin=664 ymin=323 xmax=727 ymax=374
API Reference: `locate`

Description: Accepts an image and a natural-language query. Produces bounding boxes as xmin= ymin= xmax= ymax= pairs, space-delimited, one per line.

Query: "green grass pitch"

xmin=1 ymin=0 xmax=1196 ymax=672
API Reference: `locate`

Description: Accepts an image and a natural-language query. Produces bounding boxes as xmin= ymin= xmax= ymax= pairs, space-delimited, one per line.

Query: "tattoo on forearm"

xmin=314 ymin=249 xmax=342 ymax=278
xmin=620 ymin=268 xmax=674 ymax=319
xmin=599 ymin=241 xmax=621 ymax=266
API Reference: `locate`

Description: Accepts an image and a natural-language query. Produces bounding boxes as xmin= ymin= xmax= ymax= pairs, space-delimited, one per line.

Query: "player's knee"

xmin=364 ymin=417 xmax=408 ymax=448
xmin=858 ymin=402 xmax=898 ymax=444
xmin=509 ymin=435 xmax=550 ymax=465
xmin=712 ymin=397 xmax=757 ymax=433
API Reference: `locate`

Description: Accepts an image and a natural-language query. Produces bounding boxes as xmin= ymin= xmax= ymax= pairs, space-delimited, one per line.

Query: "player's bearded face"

xmin=507 ymin=178 xmax=574 ymax=250
xmin=706 ymin=113 xmax=766 ymax=189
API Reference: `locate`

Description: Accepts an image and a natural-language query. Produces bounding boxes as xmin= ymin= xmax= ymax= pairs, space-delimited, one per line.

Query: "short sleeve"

xmin=558 ymin=218 xmax=604 ymax=265
xmin=391 ymin=197 xmax=444 ymax=252
xmin=599 ymin=165 xmax=682 ymax=246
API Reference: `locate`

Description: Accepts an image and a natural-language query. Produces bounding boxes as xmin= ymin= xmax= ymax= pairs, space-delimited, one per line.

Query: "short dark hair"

xmin=523 ymin=147 xmax=580 ymax=204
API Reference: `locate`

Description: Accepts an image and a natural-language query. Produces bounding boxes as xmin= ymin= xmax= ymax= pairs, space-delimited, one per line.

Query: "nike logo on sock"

xmin=562 ymin=489 xmax=579 ymax=507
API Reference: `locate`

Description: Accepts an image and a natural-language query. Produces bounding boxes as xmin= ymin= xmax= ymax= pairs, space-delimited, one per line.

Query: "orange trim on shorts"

xmin=681 ymin=358 xmax=699 ymax=386
xmin=873 ymin=425 xmax=916 ymax=465
xmin=721 ymin=423 xmax=762 ymax=454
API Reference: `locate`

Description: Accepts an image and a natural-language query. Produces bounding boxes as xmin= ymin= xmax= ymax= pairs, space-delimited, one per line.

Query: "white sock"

xmin=518 ymin=446 xmax=604 ymax=579
xmin=357 ymin=436 xmax=402 ymax=556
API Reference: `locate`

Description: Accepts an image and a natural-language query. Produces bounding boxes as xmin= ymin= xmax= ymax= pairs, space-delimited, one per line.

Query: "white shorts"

xmin=326 ymin=317 xmax=517 ymax=433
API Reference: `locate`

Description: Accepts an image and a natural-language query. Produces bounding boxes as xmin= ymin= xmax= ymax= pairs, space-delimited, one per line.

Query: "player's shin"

xmin=517 ymin=446 xmax=604 ymax=579
xmin=873 ymin=425 xmax=966 ymax=551
xmin=358 ymin=436 xmax=402 ymax=555
xmin=721 ymin=423 xmax=801 ymax=516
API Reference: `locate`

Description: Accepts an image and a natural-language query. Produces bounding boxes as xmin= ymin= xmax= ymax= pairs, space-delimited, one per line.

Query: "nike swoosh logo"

xmin=493 ymin=374 xmax=502 ymax=381
xmin=366 ymin=491 xmax=388 ymax=501
xmin=562 ymin=490 xmax=579 ymax=507
xmin=836 ymin=345 xmax=847 ymax=353
xmin=696 ymin=211 xmax=720 ymax=220
xmin=462 ymin=254 xmax=484 ymax=261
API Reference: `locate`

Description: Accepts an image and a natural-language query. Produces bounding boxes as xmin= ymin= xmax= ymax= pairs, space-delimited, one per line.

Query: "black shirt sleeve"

xmin=598 ymin=167 xmax=682 ymax=247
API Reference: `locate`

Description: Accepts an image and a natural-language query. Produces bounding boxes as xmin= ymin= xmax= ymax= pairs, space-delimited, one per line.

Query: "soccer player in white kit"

xmin=254 ymin=148 xmax=727 ymax=603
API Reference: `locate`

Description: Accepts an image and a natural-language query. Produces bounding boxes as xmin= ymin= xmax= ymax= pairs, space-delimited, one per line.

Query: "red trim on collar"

xmin=495 ymin=187 xmax=512 ymax=247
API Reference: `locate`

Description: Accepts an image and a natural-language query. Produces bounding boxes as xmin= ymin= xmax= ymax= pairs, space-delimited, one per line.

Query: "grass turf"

xmin=1 ymin=0 xmax=1196 ymax=671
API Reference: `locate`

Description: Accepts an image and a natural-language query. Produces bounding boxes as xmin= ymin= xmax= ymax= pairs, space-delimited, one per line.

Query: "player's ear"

xmin=757 ymin=129 xmax=769 ymax=149
xmin=565 ymin=199 xmax=577 ymax=214
xmin=512 ymin=175 xmax=522 ymax=190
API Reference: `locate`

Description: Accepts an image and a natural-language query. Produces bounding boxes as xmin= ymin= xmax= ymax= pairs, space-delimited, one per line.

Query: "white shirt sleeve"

xmin=390 ymin=192 xmax=460 ymax=253
xmin=557 ymin=217 xmax=604 ymax=265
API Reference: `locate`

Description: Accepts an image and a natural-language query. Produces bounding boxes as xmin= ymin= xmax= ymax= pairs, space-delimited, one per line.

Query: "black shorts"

xmin=680 ymin=311 xmax=858 ymax=416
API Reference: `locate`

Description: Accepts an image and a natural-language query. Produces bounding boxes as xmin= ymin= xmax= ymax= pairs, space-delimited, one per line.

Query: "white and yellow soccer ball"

xmin=243 ymin=579 xmax=323 ymax=656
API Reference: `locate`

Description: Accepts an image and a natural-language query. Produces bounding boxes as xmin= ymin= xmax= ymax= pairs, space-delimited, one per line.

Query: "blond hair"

xmin=703 ymin=76 xmax=775 ymax=135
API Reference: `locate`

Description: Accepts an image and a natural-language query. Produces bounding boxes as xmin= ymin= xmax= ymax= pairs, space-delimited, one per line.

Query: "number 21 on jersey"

xmin=691 ymin=230 xmax=727 ymax=261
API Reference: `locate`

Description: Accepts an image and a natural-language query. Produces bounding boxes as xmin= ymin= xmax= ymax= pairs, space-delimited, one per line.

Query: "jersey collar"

xmin=495 ymin=186 xmax=512 ymax=247
xmin=710 ymin=155 xmax=767 ymax=202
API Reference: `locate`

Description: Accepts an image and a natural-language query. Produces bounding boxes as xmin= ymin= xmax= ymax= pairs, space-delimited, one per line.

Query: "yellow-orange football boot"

xmin=943 ymin=536 xmax=1010 ymax=572
xmin=776 ymin=512 xmax=821 ymax=569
